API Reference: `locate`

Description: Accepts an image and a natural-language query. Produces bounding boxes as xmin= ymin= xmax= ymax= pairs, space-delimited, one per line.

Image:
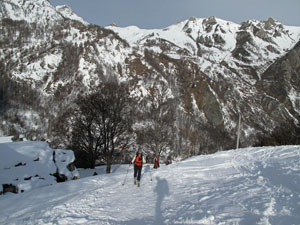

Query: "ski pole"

xmin=122 ymin=164 xmax=131 ymax=186
xmin=148 ymin=165 xmax=152 ymax=181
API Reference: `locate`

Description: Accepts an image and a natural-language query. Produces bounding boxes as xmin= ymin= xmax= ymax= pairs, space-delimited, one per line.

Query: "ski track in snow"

xmin=0 ymin=146 xmax=300 ymax=224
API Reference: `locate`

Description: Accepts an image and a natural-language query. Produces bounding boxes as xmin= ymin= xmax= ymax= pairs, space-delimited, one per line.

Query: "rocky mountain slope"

xmin=0 ymin=0 xmax=300 ymax=157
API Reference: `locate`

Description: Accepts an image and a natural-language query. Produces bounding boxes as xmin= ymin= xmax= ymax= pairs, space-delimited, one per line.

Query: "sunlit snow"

xmin=0 ymin=140 xmax=299 ymax=224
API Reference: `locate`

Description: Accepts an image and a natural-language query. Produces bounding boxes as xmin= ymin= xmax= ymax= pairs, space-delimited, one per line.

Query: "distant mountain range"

xmin=1 ymin=0 xmax=300 ymax=156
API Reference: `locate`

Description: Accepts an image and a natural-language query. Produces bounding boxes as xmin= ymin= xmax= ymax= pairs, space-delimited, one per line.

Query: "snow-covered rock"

xmin=0 ymin=139 xmax=79 ymax=194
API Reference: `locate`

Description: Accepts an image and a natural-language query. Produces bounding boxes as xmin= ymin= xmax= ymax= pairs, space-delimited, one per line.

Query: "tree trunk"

xmin=89 ymin=162 xmax=95 ymax=169
xmin=88 ymin=153 xmax=95 ymax=169
xmin=106 ymin=162 xmax=111 ymax=173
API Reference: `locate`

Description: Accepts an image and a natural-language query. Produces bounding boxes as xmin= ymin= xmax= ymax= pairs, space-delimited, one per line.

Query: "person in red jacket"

xmin=131 ymin=151 xmax=146 ymax=187
xmin=153 ymin=154 xmax=160 ymax=169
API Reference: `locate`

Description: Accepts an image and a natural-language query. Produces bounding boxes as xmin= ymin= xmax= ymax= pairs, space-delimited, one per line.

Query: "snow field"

xmin=0 ymin=145 xmax=299 ymax=224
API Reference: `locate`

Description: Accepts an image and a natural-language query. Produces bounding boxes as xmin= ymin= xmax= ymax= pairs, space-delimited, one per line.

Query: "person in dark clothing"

xmin=165 ymin=155 xmax=172 ymax=165
xmin=131 ymin=151 xmax=146 ymax=187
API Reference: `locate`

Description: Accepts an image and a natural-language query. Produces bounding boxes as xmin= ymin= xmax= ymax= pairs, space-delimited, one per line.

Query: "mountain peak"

xmin=0 ymin=0 xmax=62 ymax=25
xmin=0 ymin=0 xmax=86 ymax=26
xmin=204 ymin=16 xmax=218 ymax=25
xmin=55 ymin=5 xmax=88 ymax=25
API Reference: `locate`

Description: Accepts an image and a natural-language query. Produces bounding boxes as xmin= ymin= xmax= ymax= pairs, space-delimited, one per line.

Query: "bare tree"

xmin=70 ymin=82 xmax=134 ymax=172
xmin=136 ymin=81 xmax=175 ymax=157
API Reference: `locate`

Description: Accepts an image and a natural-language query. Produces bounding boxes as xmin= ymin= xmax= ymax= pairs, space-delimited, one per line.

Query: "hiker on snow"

xmin=165 ymin=155 xmax=172 ymax=165
xmin=153 ymin=154 xmax=160 ymax=169
xmin=131 ymin=151 xmax=146 ymax=187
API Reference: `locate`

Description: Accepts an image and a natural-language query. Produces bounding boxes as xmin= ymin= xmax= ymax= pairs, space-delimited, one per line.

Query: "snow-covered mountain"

xmin=55 ymin=5 xmax=87 ymax=25
xmin=108 ymin=16 xmax=300 ymax=77
xmin=1 ymin=0 xmax=300 ymax=156
xmin=0 ymin=0 xmax=63 ymax=25
xmin=0 ymin=0 xmax=86 ymax=25
xmin=0 ymin=145 xmax=299 ymax=224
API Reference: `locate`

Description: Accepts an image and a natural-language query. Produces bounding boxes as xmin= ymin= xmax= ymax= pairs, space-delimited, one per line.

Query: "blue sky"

xmin=50 ymin=0 xmax=300 ymax=28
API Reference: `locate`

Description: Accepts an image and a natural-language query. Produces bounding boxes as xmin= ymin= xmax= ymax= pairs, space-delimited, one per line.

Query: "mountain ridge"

xmin=0 ymin=0 xmax=86 ymax=25
xmin=1 ymin=0 xmax=300 ymax=156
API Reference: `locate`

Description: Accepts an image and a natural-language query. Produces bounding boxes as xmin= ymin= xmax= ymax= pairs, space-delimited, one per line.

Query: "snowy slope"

xmin=0 ymin=146 xmax=299 ymax=224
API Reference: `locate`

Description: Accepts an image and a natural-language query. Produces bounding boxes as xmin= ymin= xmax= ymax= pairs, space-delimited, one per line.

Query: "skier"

xmin=131 ymin=151 xmax=146 ymax=187
xmin=165 ymin=155 xmax=172 ymax=165
xmin=153 ymin=154 xmax=160 ymax=169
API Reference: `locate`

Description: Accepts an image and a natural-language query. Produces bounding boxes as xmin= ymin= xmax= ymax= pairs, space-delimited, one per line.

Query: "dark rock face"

xmin=257 ymin=41 xmax=300 ymax=123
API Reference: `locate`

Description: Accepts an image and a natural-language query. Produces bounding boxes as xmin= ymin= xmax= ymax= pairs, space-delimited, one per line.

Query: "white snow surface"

xmin=0 ymin=136 xmax=14 ymax=143
xmin=0 ymin=145 xmax=300 ymax=224
xmin=0 ymin=139 xmax=79 ymax=194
